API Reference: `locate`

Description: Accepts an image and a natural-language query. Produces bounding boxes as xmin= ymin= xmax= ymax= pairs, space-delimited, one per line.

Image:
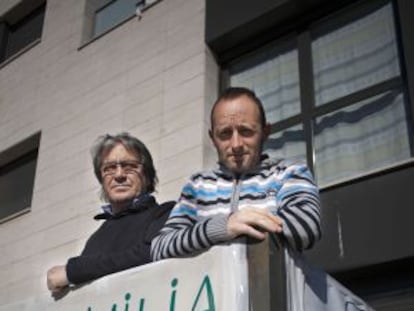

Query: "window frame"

xmin=92 ymin=0 xmax=145 ymax=38
xmin=80 ymin=0 xmax=163 ymax=48
xmin=0 ymin=132 xmax=41 ymax=224
xmin=222 ymin=0 xmax=414 ymax=189
xmin=0 ymin=1 xmax=45 ymax=67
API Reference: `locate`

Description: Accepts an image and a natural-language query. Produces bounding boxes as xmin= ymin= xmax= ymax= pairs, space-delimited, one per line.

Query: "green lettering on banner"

xmin=138 ymin=298 xmax=145 ymax=311
xmin=124 ymin=293 xmax=131 ymax=311
xmin=191 ymin=275 xmax=215 ymax=311
xmin=66 ymin=274 xmax=218 ymax=311
xmin=169 ymin=278 xmax=178 ymax=311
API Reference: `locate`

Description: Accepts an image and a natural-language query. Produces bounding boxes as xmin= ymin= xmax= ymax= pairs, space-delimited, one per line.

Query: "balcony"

xmin=1 ymin=237 xmax=374 ymax=311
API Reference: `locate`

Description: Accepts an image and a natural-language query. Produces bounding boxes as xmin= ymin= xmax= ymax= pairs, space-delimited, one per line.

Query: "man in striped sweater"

xmin=151 ymin=87 xmax=321 ymax=261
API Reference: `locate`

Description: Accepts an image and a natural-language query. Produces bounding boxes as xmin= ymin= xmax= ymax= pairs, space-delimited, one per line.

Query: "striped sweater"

xmin=151 ymin=157 xmax=321 ymax=261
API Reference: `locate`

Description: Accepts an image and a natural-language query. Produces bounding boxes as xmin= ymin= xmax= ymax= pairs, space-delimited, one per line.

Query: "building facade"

xmin=0 ymin=0 xmax=413 ymax=310
xmin=0 ymin=0 xmax=218 ymax=306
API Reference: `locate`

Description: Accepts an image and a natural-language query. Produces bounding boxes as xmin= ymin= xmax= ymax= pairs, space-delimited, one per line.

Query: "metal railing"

xmin=247 ymin=236 xmax=287 ymax=311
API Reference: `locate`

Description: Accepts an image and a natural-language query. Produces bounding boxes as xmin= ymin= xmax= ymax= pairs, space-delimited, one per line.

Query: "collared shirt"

xmin=96 ymin=193 xmax=153 ymax=219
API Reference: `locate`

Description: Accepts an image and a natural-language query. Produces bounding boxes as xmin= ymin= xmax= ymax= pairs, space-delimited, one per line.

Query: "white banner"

xmin=1 ymin=245 xmax=249 ymax=311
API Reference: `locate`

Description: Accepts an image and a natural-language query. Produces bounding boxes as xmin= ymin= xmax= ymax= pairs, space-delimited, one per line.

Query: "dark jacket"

xmin=66 ymin=195 xmax=174 ymax=284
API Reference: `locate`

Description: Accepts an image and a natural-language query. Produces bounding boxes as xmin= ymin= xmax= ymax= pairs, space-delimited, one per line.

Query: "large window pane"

xmin=314 ymin=90 xmax=412 ymax=186
xmin=94 ymin=0 xmax=142 ymax=37
xmin=0 ymin=153 xmax=37 ymax=221
xmin=263 ymin=124 xmax=306 ymax=163
xmin=6 ymin=5 xmax=45 ymax=59
xmin=0 ymin=133 xmax=40 ymax=223
xmin=0 ymin=3 xmax=45 ymax=63
xmin=312 ymin=3 xmax=400 ymax=106
xmin=229 ymin=45 xmax=301 ymax=123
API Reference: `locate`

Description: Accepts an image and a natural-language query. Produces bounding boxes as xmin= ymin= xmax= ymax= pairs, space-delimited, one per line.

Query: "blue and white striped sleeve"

xmin=151 ymin=179 xmax=230 ymax=261
xmin=276 ymin=163 xmax=322 ymax=251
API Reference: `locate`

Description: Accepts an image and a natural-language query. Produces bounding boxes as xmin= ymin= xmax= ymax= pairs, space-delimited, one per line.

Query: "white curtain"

xmin=312 ymin=3 xmax=400 ymax=106
xmin=264 ymin=124 xmax=306 ymax=163
xmin=314 ymin=90 xmax=411 ymax=186
xmin=230 ymin=47 xmax=301 ymax=124
xmin=312 ymin=3 xmax=412 ymax=186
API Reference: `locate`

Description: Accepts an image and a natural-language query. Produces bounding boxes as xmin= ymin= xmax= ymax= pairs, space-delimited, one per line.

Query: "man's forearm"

xmin=151 ymin=214 xmax=230 ymax=261
xmin=276 ymin=164 xmax=322 ymax=250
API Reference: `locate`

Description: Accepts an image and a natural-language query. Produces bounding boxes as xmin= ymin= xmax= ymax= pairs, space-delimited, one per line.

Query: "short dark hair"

xmin=210 ymin=87 xmax=267 ymax=129
xmin=91 ymin=132 xmax=157 ymax=194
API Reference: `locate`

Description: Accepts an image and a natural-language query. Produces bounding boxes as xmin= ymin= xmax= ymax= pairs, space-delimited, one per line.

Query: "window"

xmin=82 ymin=0 xmax=160 ymax=42
xmin=94 ymin=0 xmax=144 ymax=37
xmin=0 ymin=133 xmax=40 ymax=223
xmin=226 ymin=1 xmax=413 ymax=187
xmin=0 ymin=1 xmax=45 ymax=64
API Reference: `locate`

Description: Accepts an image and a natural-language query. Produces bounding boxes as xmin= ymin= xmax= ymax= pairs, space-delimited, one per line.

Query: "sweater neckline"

xmin=94 ymin=193 xmax=156 ymax=220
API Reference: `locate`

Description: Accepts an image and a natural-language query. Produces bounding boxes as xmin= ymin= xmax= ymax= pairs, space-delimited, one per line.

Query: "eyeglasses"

xmin=101 ymin=160 xmax=142 ymax=177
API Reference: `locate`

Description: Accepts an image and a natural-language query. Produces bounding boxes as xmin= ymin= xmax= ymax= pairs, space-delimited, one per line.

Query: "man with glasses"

xmin=47 ymin=132 xmax=173 ymax=295
xmin=151 ymin=87 xmax=321 ymax=260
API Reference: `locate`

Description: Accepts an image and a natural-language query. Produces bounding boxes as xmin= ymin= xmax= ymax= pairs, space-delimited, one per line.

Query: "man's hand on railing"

xmin=47 ymin=265 xmax=69 ymax=295
xmin=227 ymin=208 xmax=283 ymax=240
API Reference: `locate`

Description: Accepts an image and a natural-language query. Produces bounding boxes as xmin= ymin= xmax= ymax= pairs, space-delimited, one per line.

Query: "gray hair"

xmin=91 ymin=132 xmax=157 ymax=194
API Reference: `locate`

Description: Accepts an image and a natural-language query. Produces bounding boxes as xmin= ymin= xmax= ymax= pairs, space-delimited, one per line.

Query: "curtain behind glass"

xmin=312 ymin=3 xmax=400 ymax=106
xmin=264 ymin=124 xmax=306 ymax=163
xmin=230 ymin=45 xmax=301 ymax=124
xmin=314 ymin=90 xmax=410 ymax=186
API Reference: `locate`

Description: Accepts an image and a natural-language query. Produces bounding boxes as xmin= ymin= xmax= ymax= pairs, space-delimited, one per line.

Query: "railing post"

xmin=247 ymin=236 xmax=288 ymax=311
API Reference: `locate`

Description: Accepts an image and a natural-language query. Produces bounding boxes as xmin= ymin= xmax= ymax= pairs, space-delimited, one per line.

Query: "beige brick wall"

xmin=0 ymin=0 xmax=219 ymax=305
